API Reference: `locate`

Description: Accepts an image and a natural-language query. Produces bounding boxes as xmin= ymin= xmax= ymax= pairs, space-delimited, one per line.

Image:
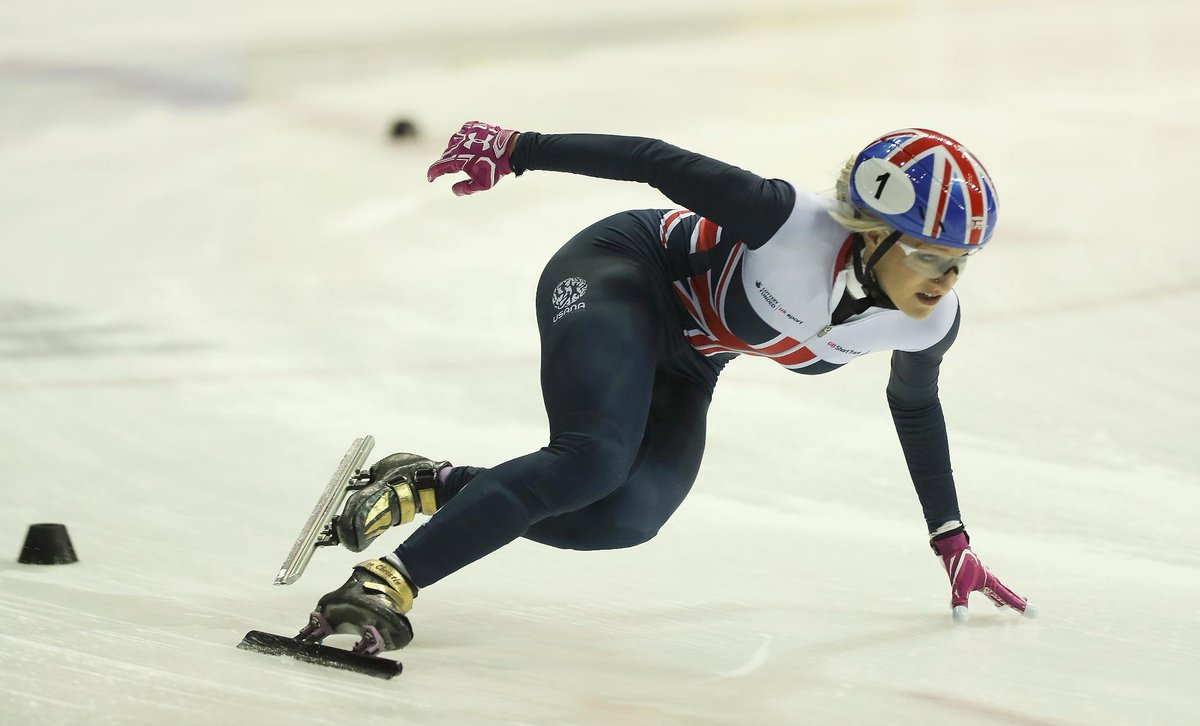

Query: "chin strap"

xmin=847 ymin=231 xmax=902 ymax=313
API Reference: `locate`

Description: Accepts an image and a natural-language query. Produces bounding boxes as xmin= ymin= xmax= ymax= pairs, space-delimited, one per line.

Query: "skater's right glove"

xmin=930 ymin=527 xmax=1038 ymax=623
xmin=427 ymin=120 xmax=518 ymax=197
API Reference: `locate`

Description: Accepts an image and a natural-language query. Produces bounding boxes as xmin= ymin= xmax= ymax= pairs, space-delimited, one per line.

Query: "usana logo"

xmin=551 ymin=277 xmax=588 ymax=323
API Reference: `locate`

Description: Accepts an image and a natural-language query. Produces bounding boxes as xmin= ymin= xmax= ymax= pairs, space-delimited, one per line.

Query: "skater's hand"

xmin=427 ymin=121 xmax=518 ymax=196
xmin=931 ymin=529 xmax=1037 ymax=623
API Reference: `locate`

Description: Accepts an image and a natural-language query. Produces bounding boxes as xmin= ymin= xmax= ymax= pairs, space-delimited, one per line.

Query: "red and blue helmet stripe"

xmin=848 ymin=128 xmax=999 ymax=249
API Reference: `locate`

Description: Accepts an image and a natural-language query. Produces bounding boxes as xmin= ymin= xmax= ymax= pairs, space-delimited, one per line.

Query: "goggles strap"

xmin=864 ymin=230 xmax=903 ymax=275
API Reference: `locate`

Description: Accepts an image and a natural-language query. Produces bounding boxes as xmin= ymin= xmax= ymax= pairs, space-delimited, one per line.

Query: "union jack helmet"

xmin=847 ymin=128 xmax=998 ymax=249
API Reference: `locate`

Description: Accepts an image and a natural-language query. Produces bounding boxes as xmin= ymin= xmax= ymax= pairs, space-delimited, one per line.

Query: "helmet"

xmin=847 ymin=128 xmax=998 ymax=249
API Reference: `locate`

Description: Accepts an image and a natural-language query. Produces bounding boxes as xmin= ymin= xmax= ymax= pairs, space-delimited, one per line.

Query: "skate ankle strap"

xmin=355 ymin=559 xmax=415 ymax=613
xmin=411 ymin=462 xmax=451 ymax=514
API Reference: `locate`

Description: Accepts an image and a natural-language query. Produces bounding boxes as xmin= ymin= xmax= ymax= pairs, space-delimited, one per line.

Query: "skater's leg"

xmin=393 ymin=236 xmax=669 ymax=588
xmin=524 ymin=370 xmax=712 ymax=549
xmin=434 ymin=372 xmax=711 ymax=548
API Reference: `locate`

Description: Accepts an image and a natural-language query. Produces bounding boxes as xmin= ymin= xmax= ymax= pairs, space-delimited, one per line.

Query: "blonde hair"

xmin=827 ymin=156 xmax=894 ymax=237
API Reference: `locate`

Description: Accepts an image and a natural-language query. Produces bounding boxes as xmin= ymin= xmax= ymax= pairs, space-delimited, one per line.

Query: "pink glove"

xmin=426 ymin=121 xmax=518 ymax=197
xmin=932 ymin=531 xmax=1037 ymax=623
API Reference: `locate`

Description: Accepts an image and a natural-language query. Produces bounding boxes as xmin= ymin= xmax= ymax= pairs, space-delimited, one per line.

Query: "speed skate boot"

xmin=300 ymin=558 xmax=416 ymax=654
xmin=333 ymin=453 xmax=452 ymax=552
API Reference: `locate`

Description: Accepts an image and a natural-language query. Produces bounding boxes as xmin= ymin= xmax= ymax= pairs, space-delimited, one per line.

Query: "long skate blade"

xmin=274 ymin=435 xmax=375 ymax=586
xmin=237 ymin=630 xmax=402 ymax=679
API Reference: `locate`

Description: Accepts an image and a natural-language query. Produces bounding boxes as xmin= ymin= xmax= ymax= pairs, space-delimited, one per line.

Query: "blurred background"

xmin=2 ymin=1 xmax=1198 ymax=724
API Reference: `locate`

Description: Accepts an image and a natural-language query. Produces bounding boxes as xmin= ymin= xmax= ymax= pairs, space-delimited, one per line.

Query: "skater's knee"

xmin=526 ymin=433 xmax=638 ymax=514
xmin=524 ymin=518 xmax=660 ymax=551
xmin=601 ymin=523 xmax=661 ymax=549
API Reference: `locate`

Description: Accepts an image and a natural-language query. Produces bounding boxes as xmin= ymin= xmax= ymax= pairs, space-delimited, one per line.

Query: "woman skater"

xmin=300 ymin=121 xmax=1036 ymax=654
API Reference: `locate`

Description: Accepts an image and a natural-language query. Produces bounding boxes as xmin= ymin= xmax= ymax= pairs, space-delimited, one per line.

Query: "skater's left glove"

xmin=427 ymin=120 xmax=518 ymax=197
xmin=931 ymin=527 xmax=1037 ymax=623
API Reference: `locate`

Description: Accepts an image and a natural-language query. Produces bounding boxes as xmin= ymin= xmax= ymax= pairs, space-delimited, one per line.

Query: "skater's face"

xmin=864 ymin=232 xmax=972 ymax=320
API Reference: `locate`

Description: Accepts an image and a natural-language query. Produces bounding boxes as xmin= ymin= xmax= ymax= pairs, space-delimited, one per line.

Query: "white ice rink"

xmin=2 ymin=1 xmax=1198 ymax=723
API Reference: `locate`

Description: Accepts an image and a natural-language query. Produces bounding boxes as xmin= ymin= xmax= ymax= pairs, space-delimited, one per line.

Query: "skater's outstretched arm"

xmin=887 ymin=306 xmax=961 ymax=533
xmin=427 ymin=120 xmax=794 ymax=248
xmin=510 ymin=131 xmax=793 ymax=247
xmin=887 ymin=308 xmax=1037 ymax=622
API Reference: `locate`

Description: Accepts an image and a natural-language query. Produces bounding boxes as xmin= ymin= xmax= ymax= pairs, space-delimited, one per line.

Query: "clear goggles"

xmin=896 ymin=240 xmax=975 ymax=279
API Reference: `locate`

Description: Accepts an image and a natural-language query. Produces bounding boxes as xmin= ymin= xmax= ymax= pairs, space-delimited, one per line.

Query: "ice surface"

xmin=2 ymin=1 xmax=1198 ymax=724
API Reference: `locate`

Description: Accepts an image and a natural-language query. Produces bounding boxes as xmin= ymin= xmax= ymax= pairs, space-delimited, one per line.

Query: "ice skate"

xmin=333 ymin=453 xmax=451 ymax=552
xmin=274 ymin=436 xmax=377 ymax=586
xmin=298 ymin=558 xmax=417 ymax=654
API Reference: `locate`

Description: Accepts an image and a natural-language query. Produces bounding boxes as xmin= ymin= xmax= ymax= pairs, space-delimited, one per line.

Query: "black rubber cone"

xmin=18 ymin=523 xmax=78 ymax=565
